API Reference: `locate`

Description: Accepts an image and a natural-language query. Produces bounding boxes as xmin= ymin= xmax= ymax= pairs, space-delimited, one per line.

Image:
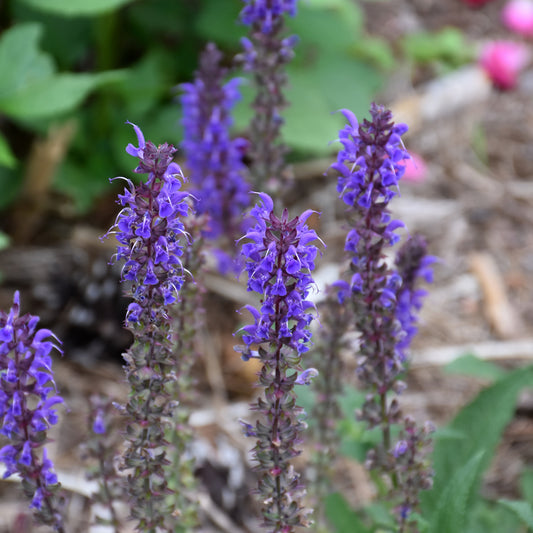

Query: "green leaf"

xmin=0 ymin=132 xmax=17 ymax=168
xmin=0 ymin=71 xmax=126 ymax=120
xmin=429 ymin=452 xmax=485 ymax=533
xmin=498 ymin=500 xmax=533 ymax=529
xmin=422 ymin=365 xmax=533 ymax=517
xmin=521 ymin=469 xmax=533 ymax=503
xmin=324 ymin=493 xmax=370 ymax=533
xmin=18 ymin=0 xmax=135 ymax=17
xmin=0 ymin=23 xmax=53 ymax=101
xmin=195 ymin=0 xmax=244 ymax=47
xmin=401 ymin=27 xmax=474 ymax=67
xmin=445 ymin=353 xmax=507 ymax=382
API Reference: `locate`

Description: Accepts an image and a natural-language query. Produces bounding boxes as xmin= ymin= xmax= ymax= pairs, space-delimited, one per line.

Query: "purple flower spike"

xmin=103 ymin=123 xmax=192 ymax=530
xmin=0 ymin=292 xmax=64 ymax=531
xmin=331 ymin=104 xmax=435 ymax=529
xmin=180 ymin=42 xmax=250 ymax=258
xmin=235 ymin=193 xmax=320 ymax=531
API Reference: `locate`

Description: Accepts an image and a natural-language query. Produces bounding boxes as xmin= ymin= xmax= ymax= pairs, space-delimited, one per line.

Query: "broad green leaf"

xmin=112 ymin=50 xmax=173 ymax=116
xmin=195 ymin=0 xmax=244 ymax=47
xmin=0 ymin=132 xmax=17 ymax=168
xmin=324 ymin=492 xmax=370 ymax=533
xmin=521 ymin=469 xmax=533 ymax=503
xmin=445 ymin=353 xmax=506 ymax=382
xmin=0 ymin=71 xmax=126 ymax=120
xmin=0 ymin=23 xmax=53 ymax=101
xmin=421 ymin=364 xmax=533 ymax=515
xmin=401 ymin=28 xmax=474 ymax=67
xmin=18 ymin=0 xmax=135 ymax=17
xmin=429 ymin=452 xmax=485 ymax=533
xmin=498 ymin=500 xmax=533 ymax=529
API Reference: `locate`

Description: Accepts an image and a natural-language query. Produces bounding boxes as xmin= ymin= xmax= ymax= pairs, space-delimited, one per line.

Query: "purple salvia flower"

xmin=0 ymin=292 xmax=64 ymax=531
xmin=180 ymin=42 xmax=250 ymax=257
xmin=103 ymin=123 xmax=190 ymax=531
xmin=331 ymin=104 xmax=435 ymax=529
xmin=236 ymin=192 xmax=320 ymax=531
xmin=241 ymin=0 xmax=298 ymax=34
xmin=237 ymin=0 xmax=299 ymax=195
xmin=394 ymin=235 xmax=436 ymax=363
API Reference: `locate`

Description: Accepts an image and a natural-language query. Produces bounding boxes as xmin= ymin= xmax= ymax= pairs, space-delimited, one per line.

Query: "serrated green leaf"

xmin=422 ymin=364 xmax=533 ymax=517
xmin=430 ymin=452 xmax=485 ymax=533
xmin=445 ymin=353 xmax=507 ymax=382
xmin=0 ymin=132 xmax=17 ymax=168
xmin=0 ymin=23 xmax=53 ymax=101
xmin=0 ymin=70 xmax=126 ymax=120
xmin=324 ymin=492 xmax=370 ymax=533
xmin=498 ymin=500 xmax=533 ymax=529
xmin=18 ymin=0 xmax=135 ymax=17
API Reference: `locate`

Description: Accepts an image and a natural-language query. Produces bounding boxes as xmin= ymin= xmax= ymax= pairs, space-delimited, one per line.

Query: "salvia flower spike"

xmin=103 ymin=123 xmax=190 ymax=531
xmin=236 ymin=192 xmax=321 ymax=532
xmin=0 ymin=291 xmax=65 ymax=531
xmin=238 ymin=0 xmax=299 ymax=195
xmin=332 ymin=104 xmax=435 ymax=528
xmin=180 ymin=42 xmax=250 ymax=258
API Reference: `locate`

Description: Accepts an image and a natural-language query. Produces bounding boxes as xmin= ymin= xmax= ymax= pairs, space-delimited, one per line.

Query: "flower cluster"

xmin=180 ymin=43 xmax=250 ymax=247
xmin=331 ymin=104 xmax=435 ymax=528
xmin=236 ymin=192 xmax=320 ymax=532
xmin=240 ymin=0 xmax=298 ymax=34
xmin=110 ymin=122 xmax=189 ymax=313
xmin=239 ymin=193 xmax=319 ymax=357
xmin=104 ymin=123 xmax=191 ymax=531
xmin=237 ymin=0 xmax=299 ymax=194
xmin=0 ymin=291 xmax=64 ymax=531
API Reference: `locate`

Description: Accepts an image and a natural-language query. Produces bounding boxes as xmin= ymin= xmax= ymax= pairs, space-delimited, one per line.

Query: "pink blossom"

xmin=402 ymin=153 xmax=428 ymax=183
xmin=479 ymin=40 xmax=531 ymax=90
xmin=502 ymin=0 xmax=533 ymax=37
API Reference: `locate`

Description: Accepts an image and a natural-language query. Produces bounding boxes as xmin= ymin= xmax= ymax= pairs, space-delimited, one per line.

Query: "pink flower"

xmin=402 ymin=153 xmax=428 ymax=183
xmin=502 ymin=0 xmax=533 ymax=37
xmin=479 ymin=40 xmax=531 ymax=89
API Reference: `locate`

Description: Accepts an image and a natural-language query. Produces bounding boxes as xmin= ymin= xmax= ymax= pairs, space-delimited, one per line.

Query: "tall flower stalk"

xmin=103 ymin=123 xmax=190 ymax=531
xmin=180 ymin=42 xmax=250 ymax=267
xmin=331 ymin=104 xmax=435 ymax=529
xmin=236 ymin=192 xmax=321 ymax=532
xmin=0 ymin=291 xmax=64 ymax=532
xmin=237 ymin=0 xmax=298 ymax=195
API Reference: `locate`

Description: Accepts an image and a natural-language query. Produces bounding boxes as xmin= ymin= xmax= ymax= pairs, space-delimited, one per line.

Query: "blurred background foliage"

xmin=0 ymin=0 xmax=472 ymax=218
xmin=0 ymin=0 xmax=395 ymax=217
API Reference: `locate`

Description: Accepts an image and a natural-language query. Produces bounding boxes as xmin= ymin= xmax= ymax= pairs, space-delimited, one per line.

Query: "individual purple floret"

xmin=237 ymin=0 xmax=299 ymax=195
xmin=103 ymin=123 xmax=191 ymax=531
xmin=180 ymin=43 xmax=250 ymax=250
xmin=0 ymin=291 xmax=64 ymax=531
xmin=236 ymin=192 xmax=321 ymax=532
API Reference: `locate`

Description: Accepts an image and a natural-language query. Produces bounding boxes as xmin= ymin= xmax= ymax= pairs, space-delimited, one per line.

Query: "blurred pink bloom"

xmin=502 ymin=0 xmax=533 ymax=37
xmin=402 ymin=153 xmax=427 ymax=183
xmin=480 ymin=40 xmax=531 ymax=89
